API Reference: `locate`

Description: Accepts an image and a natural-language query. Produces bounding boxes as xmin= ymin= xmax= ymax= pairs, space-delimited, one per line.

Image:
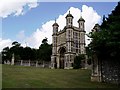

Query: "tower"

xmin=64 ymin=11 xmax=74 ymax=69
xmin=78 ymin=16 xmax=86 ymax=54
xmin=65 ymin=11 xmax=73 ymax=27
xmin=51 ymin=20 xmax=59 ymax=69
xmin=65 ymin=11 xmax=74 ymax=53
xmin=51 ymin=12 xmax=86 ymax=69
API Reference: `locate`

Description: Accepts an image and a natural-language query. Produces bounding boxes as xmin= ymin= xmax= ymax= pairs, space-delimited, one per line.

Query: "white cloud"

xmin=25 ymin=5 xmax=101 ymax=49
xmin=16 ymin=30 xmax=25 ymax=40
xmin=0 ymin=0 xmax=38 ymax=18
xmin=26 ymin=21 xmax=54 ymax=48
xmin=81 ymin=5 xmax=101 ymax=45
xmin=0 ymin=38 xmax=12 ymax=52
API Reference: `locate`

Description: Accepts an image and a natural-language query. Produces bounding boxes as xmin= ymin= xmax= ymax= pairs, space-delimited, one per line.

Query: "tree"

xmin=89 ymin=2 xmax=120 ymax=61
xmin=12 ymin=41 xmax=21 ymax=47
xmin=42 ymin=37 xmax=48 ymax=44
xmin=2 ymin=38 xmax=52 ymax=63
xmin=86 ymin=47 xmax=92 ymax=65
xmin=10 ymin=41 xmax=21 ymax=61
xmin=38 ymin=38 xmax=52 ymax=61
xmin=2 ymin=47 xmax=12 ymax=63
xmin=73 ymin=54 xmax=85 ymax=69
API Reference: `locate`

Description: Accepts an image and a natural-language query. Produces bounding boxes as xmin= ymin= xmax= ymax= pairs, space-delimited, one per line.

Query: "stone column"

xmin=36 ymin=61 xmax=38 ymax=67
xmin=28 ymin=60 xmax=30 ymax=66
xmin=84 ymin=55 xmax=88 ymax=69
xmin=57 ymin=55 xmax=60 ymax=68
xmin=20 ymin=60 xmax=23 ymax=66
xmin=4 ymin=61 xmax=6 ymax=64
xmin=51 ymin=56 xmax=55 ymax=69
xmin=91 ymin=54 xmax=101 ymax=82
xmin=11 ymin=53 xmax=15 ymax=65
xmin=43 ymin=61 xmax=45 ymax=68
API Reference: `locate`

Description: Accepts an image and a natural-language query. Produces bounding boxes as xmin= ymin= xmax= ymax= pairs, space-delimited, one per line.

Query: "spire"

xmin=55 ymin=18 xmax=56 ymax=23
xmin=65 ymin=10 xmax=73 ymax=18
xmin=78 ymin=15 xmax=85 ymax=22
xmin=80 ymin=15 xmax=82 ymax=19
xmin=52 ymin=18 xmax=59 ymax=27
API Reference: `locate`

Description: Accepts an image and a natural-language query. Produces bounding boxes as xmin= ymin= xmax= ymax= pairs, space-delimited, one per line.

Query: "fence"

xmin=4 ymin=60 xmax=51 ymax=68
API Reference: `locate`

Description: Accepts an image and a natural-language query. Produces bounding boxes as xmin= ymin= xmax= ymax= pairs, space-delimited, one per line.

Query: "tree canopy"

xmin=2 ymin=38 xmax=52 ymax=63
xmin=89 ymin=2 xmax=120 ymax=61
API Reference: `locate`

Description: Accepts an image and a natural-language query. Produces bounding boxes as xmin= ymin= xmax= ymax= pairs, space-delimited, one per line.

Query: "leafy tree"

xmin=89 ymin=2 xmax=120 ymax=61
xmin=42 ymin=37 xmax=48 ymax=44
xmin=86 ymin=47 xmax=92 ymax=65
xmin=12 ymin=41 xmax=21 ymax=47
xmin=2 ymin=38 xmax=52 ymax=62
xmin=38 ymin=38 xmax=52 ymax=61
xmin=2 ymin=47 xmax=12 ymax=63
xmin=10 ymin=41 xmax=21 ymax=61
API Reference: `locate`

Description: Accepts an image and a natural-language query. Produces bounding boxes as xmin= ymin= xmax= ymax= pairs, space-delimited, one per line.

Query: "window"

xmin=76 ymin=49 xmax=78 ymax=53
xmin=69 ymin=18 xmax=70 ymax=23
xmin=70 ymin=55 xmax=72 ymax=62
xmin=76 ymin=43 xmax=78 ymax=48
xmin=76 ymin=33 xmax=78 ymax=37
xmin=81 ymin=23 xmax=82 ymax=26
xmin=80 ymin=23 xmax=83 ymax=28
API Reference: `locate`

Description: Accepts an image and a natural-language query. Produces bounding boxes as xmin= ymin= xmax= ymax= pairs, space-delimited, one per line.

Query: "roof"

xmin=52 ymin=19 xmax=59 ymax=26
xmin=78 ymin=17 xmax=85 ymax=22
xmin=52 ymin=22 xmax=59 ymax=26
xmin=65 ymin=11 xmax=73 ymax=18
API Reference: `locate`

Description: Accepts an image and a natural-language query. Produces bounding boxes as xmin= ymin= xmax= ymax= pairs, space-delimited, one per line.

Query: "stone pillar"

xmin=43 ymin=61 xmax=45 ymax=68
xmin=91 ymin=54 xmax=101 ymax=82
xmin=57 ymin=56 xmax=60 ymax=68
xmin=36 ymin=61 xmax=38 ymax=67
xmin=84 ymin=55 xmax=88 ymax=69
xmin=51 ymin=56 xmax=55 ymax=69
xmin=4 ymin=61 xmax=6 ymax=64
xmin=20 ymin=60 xmax=23 ymax=66
xmin=28 ymin=60 xmax=30 ymax=66
xmin=11 ymin=53 xmax=15 ymax=65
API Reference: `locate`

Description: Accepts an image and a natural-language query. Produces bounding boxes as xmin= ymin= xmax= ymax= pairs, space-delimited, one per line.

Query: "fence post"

xmin=21 ymin=60 xmax=23 ymax=66
xmin=29 ymin=60 xmax=30 ymax=66
xmin=36 ymin=61 xmax=38 ymax=67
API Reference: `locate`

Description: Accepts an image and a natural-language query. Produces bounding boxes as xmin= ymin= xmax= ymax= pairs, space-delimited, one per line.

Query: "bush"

xmin=73 ymin=54 xmax=85 ymax=69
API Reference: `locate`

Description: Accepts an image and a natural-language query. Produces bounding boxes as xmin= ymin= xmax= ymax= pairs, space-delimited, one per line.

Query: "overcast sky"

xmin=0 ymin=0 xmax=118 ymax=51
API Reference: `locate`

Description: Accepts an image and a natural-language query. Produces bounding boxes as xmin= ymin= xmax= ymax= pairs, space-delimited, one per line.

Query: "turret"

xmin=78 ymin=16 xmax=86 ymax=54
xmin=78 ymin=16 xmax=85 ymax=31
xmin=52 ymin=19 xmax=59 ymax=34
xmin=65 ymin=11 xmax=74 ymax=27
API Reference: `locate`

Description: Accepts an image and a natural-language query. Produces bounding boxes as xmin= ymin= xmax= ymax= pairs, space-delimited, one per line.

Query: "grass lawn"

xmin=2 ymin=64 xmax=118 ymax=88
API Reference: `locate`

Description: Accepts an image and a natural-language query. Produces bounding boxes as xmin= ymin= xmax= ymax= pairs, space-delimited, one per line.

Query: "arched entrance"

xmin=58 ymin=47 xmax=66 ymax=69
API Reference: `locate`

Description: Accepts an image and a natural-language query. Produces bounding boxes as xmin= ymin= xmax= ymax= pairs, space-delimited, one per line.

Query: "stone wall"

xmin=91 ymin=56 xmax=120 ymax=84
xmin=101 ymin=60 xmax=120 ymax=84
xmin=4 ymin=60 xmax=51 ymax=68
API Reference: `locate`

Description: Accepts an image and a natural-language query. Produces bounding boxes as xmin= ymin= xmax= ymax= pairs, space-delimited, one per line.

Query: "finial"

xmin=80 ymin=15 xmax=82 ymax=18
xmin=69 ymin=10 xmax=70 ymax=14
xmin=55 ymin=18 xmax=56 ymax=23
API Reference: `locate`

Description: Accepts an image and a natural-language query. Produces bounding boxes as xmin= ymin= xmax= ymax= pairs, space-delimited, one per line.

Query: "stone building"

xmin=51 ymin=11 xmax=86 ymax=69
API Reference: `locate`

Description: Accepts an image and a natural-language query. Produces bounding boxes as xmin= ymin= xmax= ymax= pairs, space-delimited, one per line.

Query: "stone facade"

xmin=51 ymin=11 xmax=86 ymax=69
